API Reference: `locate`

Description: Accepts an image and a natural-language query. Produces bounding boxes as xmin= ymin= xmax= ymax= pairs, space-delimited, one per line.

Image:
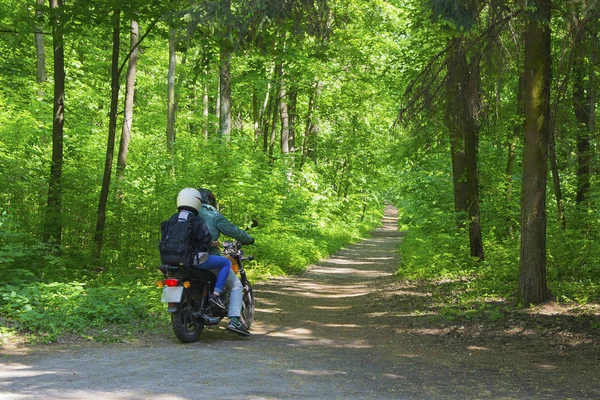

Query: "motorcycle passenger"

xmin=197 ymin=187 xmax=255 ymax=336
xmin=172 ymin=188 xmax=232 ymax=310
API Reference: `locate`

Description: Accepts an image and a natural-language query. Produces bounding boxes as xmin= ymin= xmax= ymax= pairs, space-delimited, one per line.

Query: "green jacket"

xmin=199 ymin=204 xmax=255 ymax=255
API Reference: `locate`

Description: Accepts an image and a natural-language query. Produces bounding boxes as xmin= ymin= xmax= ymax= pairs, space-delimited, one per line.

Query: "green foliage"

xmin=0 ymin=281 xmax=164 ymax=343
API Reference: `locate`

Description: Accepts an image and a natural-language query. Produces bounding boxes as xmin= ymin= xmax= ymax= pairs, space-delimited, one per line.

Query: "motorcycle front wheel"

xmin=171 ymin=288 xmax=205 ymax=343
xmin=241 ymin=282 xmax=255 ymax=328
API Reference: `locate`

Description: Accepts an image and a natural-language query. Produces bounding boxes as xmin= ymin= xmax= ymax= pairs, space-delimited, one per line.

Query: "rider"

xmin=172 ymin=188 xmax=231 ymax=310
xmin=197 ymin=187 xmax=255 ymax=336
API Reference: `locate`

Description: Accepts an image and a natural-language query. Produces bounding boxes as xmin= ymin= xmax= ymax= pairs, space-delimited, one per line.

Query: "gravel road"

xmin=1 ymin=206 xmax=599 ymax=399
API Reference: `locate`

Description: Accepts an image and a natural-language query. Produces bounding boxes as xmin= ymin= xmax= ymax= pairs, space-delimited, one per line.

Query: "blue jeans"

xmin=209 ymin=268 xmax=243 ymax=318
xmin=194 ymin=255 xmax=231 ymax=293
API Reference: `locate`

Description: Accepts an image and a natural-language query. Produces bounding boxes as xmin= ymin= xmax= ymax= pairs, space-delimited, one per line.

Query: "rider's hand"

xmin=210 ymin=240 xmax=220 ymax=248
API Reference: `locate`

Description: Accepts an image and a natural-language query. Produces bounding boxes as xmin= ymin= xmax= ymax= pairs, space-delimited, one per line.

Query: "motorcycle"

xmin=159 ymin=240 xmax=255 ymax=343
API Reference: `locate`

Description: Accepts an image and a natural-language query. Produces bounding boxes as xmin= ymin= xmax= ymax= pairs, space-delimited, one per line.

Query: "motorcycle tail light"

xmin=157 ymin=280 xmax=165 ymax=288
xmin=183 ymin=281 xmax=191 ymax=289
xmin=164 ymin=278 xmax=180 ymax=287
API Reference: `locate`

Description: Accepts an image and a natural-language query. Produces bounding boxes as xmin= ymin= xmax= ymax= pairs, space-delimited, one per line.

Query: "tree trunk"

xmin=218 ymin=0 xmax=231 ymax=139
xmin=167 ymin=26 xmax=176 ymax=155
xmin=43 ymin=0 xmax=65 ymax=245
xmin=519 ymin=0 xmax=552 ymax=306
xmin=117 ymin=19 xmax=138 ymax=180
xmin=572 ymin=22 xmax=591 ymax=204
xmin=446 ymin=38 xmax=483 ymax=259
xmin=258 ymin=62 xmax=275 ymax=144
xmin=464 ymin=55 xmax=483 ymax=260
xmin=506 ymin=74 xmax=523 ymax=237
xmin=446 ymin=39 xmax=469 ymax=225
xmin=548 ymin=132 xmax=566 ymax=229
xmin=589 ymin=19 xmax=597 ymax=153
xmin=35 ymin=0 xmax=46 ymax=84
xmin=219 ymin=45 xmax=231 ymax=139
xmin=288 ymin=88 xmax=297 ymax=153
xmin=94 ymin=8 xmax=121 ymax=259
xmin=300 ymin=80 xmax=321 ymax=168
xmin=279 ymin=72 xmax=290 ymax=154
xmin=202 ymin=48 xmax=210 ymax=140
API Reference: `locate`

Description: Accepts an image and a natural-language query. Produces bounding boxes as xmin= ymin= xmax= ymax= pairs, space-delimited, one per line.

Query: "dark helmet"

xmin=197 ymin=188 xmax=217 ymax=208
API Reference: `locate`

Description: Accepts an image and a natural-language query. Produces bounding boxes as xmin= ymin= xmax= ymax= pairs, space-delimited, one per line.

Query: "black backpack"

xmin=159 ymin=211 xmax=196 ymax=266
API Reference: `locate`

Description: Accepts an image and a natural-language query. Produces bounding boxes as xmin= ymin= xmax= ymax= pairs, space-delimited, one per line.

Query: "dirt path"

xmin=1 ymin=206 xmax=599 ymax=399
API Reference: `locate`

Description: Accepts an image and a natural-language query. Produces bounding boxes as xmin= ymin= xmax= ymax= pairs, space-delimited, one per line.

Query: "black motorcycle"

xmin=159 ymin=240 xmax=255 ymax=343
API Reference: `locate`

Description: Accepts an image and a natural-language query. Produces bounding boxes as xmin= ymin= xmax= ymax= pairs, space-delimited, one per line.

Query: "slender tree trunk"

xmin=113 ymin=18 xmax=138 ymax=250
xmin=572 ymin=23 xmax=591 ymax=204
xmin=35 ymin=0 xmax=46 ymax=84
xmin=43 ymin=0 xmax=65 ymax=245
xmin=589 ymin=19 xmax=597 ymax=151
xmin=202 ymin=47 xmax=210 ymax=140
xmin=94 ymin=8 xmax=121 ymax=259
xmin=446 ymin=39 xmax=469 ymax=225
xmin=506 ymin=74 xmax=523 ymax=237
xmin=117 ymin=19 xmax=138 ymax=180
xmin=167 ymin=26 xmax=176 ymax=155
xmin=548 ymin=133 xmax=566 ymax=229
xmin=218 ymin=0 xmax=231 ymax=139
xmin=219 ymin=46 xmax=231 ymax=139
xmin=464 ymin=55 xmax=484 ymax=260
xmin=288 ymin=88 xmax=297 ymax=153
xmin=262 ymin=83 xmax=274 ymax=153
xmin=519 ymin=0 xmax=552 ymax=306
xmin=300 ymin=80 xmax=321 ymax=168
xmin=258 ymin=62 xmax=275 ymax=143
xmin=279 ymin=73 xmax=290 ymax=154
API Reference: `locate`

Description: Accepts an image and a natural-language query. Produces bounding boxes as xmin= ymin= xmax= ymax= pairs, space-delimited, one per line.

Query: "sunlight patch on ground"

xmin=393 ymin=327 xmax=446 ymax=335
xmin=312 ymin=305 xmax=353 ymax=310
xmin=257 ymin=288 xmax=370 ymax=299
xmin=533 ymin=363 xmax=558 ymax=370
xmin=0 ymin=364 xmax=59 ymax=379
xmin=266 ymin=328 xmax=373 ymax=348
xmin=310 ymin=267 xmax=393 ymax=277
xmin=466 ymin=346 xmax=489 ymax=351
xmin=288 ymin=369 xmax=347 ymax=376
xmin=390 ymin=289 xmax=432 ymax=297
xmin=381 ymin=373 xmax=406 ymax=380
xmin=504 ymin=327 xmax=537 ymax=336
xmin=365 ymin=312 xmax=387 ymax=317
xmin=269 ymin=328 xmax=313 ymax=339
xmin=255 ymin=307 xmax=283 ymax=314
xmin=300 ymin=291 xmax=370 ymax=299
xmin=321 ymin=323 xmax=360 ymax=328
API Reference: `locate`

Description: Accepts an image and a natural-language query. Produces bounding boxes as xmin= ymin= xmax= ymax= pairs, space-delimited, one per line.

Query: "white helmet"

xmin=176 ymin=188 xmax=202 ymax=212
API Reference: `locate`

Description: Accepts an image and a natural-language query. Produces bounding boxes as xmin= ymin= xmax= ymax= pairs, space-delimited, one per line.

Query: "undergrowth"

xmin=0 ymin=203 xmax=382 ymax=345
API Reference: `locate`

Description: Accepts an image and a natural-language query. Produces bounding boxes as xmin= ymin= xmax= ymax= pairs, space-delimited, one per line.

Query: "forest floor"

xmin=1 ymin=205 xmax=600 ymax=399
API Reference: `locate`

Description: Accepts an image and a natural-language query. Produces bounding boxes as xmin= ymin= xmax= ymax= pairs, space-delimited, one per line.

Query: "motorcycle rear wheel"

xmin=241 ymin=282 xmax=255 ymax=328
xmin=171 ymin=289 xmax=205 ymax=343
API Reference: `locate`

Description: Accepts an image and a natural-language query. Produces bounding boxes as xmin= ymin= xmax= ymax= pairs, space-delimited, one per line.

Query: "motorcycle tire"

xmin=171 ymin=288 xmax=205 ymax=343
xmin=241 ymin=282 xmax=255 ymax=328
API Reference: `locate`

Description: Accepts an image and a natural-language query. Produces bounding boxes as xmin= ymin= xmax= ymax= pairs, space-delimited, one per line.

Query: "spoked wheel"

xmin=240 ymin=282 xmax=255 ymax=328
xmin=171 ymin=288 xmax=205 ymax=343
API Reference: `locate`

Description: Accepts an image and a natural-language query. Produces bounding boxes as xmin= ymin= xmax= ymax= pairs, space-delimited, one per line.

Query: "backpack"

xmin=159 ymin=211 xmax=196 ymax=266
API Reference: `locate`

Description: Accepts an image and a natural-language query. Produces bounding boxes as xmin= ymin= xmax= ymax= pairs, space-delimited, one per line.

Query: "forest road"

xmin=1 ymin=205 xmax=600 ymax=399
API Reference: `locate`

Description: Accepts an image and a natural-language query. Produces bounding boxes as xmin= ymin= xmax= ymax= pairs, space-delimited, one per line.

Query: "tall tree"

xmin=94 ymin=7 xmax=121 ymax=259
xmin=167 ymin=26 xmax=176 ymax=155
xmin=43 ymin=0 xmax=65 ymax=245
xmin=34 ymin=0 xmax=46 ymax=84
xmin=519 ymin=0 xmax=552 ymax=305
xmin=570 ymin=6 xmax=593 ymax=205
xmin=218 ymin=0 xmax=231 ymax=139
xmin=117 ymin=18 xmax=139 ymax=181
